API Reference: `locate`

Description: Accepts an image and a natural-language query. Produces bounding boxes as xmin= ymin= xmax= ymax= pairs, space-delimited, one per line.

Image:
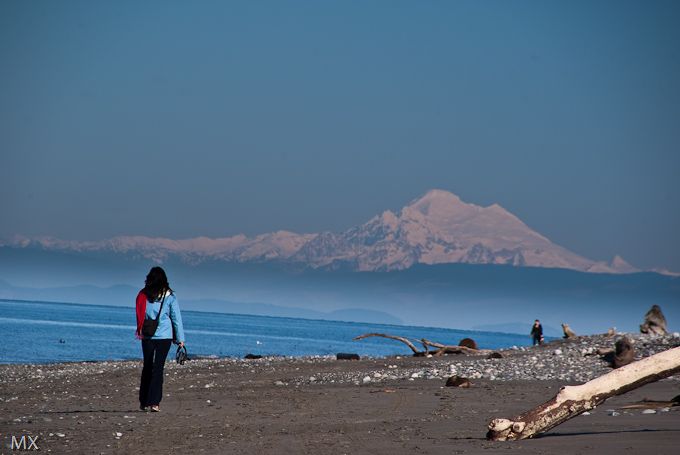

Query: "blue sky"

xmin=1 ymin=1 xmax=679 ymax=271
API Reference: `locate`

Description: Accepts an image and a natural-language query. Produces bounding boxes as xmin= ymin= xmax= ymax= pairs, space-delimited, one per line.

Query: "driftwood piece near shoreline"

xmin=336 ymin=353 xmax=360 ymax=360
xmin=585 ymin=337 xmax=636 ymax=368
xmin=353 ymin=333 xmax=490 ymax=356
xmin=446 ymin=376 xmax=472 ymax=387
xmin=640 ymin=305 xmax=668 ymax=335
xmin=612 ymin=337 xmax=635 ymax=368
xmin=354 ymin=333 xmax=422 ymax=354
xmin=421 ymin=339 xmax=491 ymax=356
xmin=458 ymin=338 xmax=479 ymax=350
xmin=561 ymin=323 xmax=577 ymax=339
xmin=486 ymin=345 xmax=680 ymax=441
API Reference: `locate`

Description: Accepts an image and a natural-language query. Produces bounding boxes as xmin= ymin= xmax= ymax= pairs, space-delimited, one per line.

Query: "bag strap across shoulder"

xmin=152 ymin=292 xmax=167 ymax=322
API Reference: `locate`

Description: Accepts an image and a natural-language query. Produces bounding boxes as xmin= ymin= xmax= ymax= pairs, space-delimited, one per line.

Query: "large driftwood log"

xmin=353 ymin=333 xmax=488 ymax=356
xmin=487 ymin=346 xmax=680 ymax=441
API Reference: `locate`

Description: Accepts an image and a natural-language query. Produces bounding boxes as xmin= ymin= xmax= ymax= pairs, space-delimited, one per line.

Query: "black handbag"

xmin=176 ymin=345 xmax=188 ymax=365
xmin=141 ymin=293 xmax=166 ymax=338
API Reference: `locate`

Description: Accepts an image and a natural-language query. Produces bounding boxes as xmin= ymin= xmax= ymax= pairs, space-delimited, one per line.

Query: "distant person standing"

xmin=530 ymin=319 xmax=543 ymax=345
xmin=135 ymin=267 xmax=185 ymax=412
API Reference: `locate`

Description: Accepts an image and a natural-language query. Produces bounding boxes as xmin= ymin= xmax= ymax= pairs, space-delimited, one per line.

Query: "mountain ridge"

xmin=1 ymin=189 xmax=652 ymax=275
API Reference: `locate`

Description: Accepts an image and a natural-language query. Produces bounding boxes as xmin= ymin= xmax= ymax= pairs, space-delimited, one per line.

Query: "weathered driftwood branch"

xmin=487 ymin=346 xmax=680 ymax=441
xmin=421 ymin=339 xmax=491 ymax=356
xmin=353 ymin=333 xmax=487 ymax=356
xmin=353 ymin=333 xmax=422 ymax=354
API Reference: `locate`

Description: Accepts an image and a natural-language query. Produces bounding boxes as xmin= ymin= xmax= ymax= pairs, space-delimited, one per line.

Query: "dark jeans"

xmin=139 ymin=339 xmax=172 ymax=407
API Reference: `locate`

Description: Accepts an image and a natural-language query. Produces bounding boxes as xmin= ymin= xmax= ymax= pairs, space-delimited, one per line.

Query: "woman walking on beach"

xmin=135 ymin=266 xmax=185 ymax=412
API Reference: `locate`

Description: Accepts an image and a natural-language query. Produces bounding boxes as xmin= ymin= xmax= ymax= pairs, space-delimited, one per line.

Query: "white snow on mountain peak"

xmin=397 ymin=190 xmax=549 ymax=248
xmin=609 ymin=255 xmax=639 ymax=273
xmin=2 ymin=189 xmax=654 ymax=275
xmin=408 ymin=189 xmax=468 ymax=215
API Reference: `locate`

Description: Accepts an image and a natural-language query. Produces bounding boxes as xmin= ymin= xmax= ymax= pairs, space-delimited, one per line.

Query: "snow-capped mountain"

xmin=2 ymin=190 xmax=640 ymax=274
xmin=292 ymin=189 xmax=633 ymax=273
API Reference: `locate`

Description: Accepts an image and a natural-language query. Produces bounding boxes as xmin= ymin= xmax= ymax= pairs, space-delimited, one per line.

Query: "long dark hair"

xmin=143 ymin=266 xmax=173 ymax=302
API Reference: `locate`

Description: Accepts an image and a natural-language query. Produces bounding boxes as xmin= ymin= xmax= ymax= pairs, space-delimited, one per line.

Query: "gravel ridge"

xmin=1 ymin=332 xmax=678 ymax=393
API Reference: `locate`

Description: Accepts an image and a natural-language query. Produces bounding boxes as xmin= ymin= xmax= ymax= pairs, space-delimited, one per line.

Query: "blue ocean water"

xmin=0 ymin=299 xmax=532 ymax=364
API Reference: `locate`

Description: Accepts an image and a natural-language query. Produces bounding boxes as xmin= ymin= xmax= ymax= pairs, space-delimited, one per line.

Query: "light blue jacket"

xmin=145 ymin=292 xmax=185 ymax=343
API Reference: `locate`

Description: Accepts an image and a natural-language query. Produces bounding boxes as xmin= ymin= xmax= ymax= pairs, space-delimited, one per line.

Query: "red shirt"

xmin=135 ymin=290 xmax=147 ymax=339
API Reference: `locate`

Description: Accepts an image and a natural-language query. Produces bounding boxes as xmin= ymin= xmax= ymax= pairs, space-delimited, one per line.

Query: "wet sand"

xmin=1 ymin=349 xmax=679 ymax=454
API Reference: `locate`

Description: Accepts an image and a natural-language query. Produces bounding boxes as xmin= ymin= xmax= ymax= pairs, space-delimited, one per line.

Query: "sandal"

xmin=150 ymin=405 xmax=160 ymax=412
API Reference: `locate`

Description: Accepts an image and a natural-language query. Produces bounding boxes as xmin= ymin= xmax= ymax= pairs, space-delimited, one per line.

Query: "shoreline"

xmin=2 ymin=333 xmax=679 ymax=454
xmin=1 ymin=331 xmax=676 ymax=372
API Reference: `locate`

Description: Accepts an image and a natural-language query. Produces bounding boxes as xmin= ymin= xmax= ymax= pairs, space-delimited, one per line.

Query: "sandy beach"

xmin=2 ymin=334 xmax=679 ymax=454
